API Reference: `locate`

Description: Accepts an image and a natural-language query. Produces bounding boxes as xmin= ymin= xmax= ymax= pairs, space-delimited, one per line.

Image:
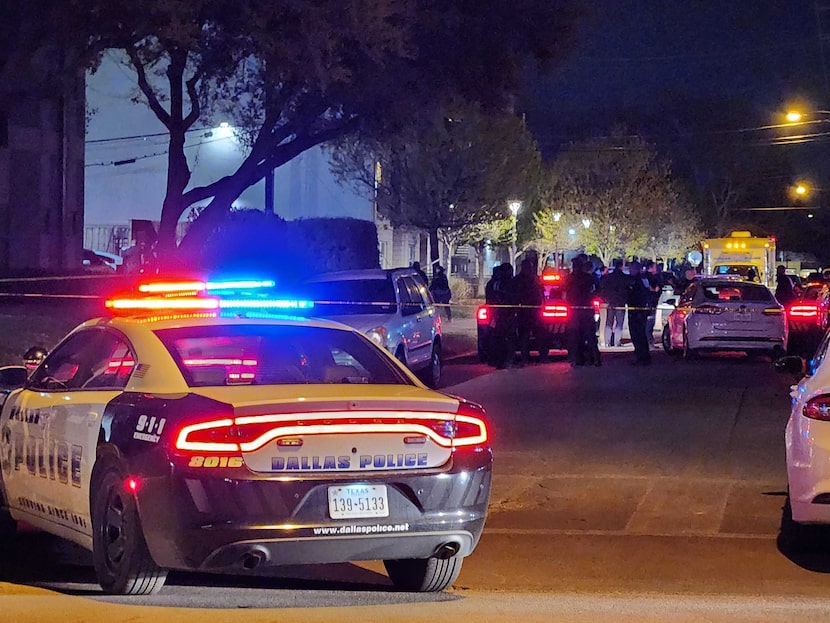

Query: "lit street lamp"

xmin=508 ymin=200 xmax=522 ymax=271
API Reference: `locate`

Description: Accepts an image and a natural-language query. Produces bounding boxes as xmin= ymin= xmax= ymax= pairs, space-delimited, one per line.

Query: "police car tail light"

xmin=175 ymin=418 xmax=239 ymax=452
xmin=804 ymin=396 xmax=830 ymax=421
xmin=542 ymin=304 xmax=568 ymax=319
xmin=476 ymin=306 xmax=490 ymax=324
xmin=441 ymin=401 xmax=488 ymax=448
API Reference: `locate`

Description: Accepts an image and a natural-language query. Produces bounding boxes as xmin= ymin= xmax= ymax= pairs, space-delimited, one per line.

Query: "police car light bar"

xmin=106 ymin=297 xmax=221 ymax=311
xmin=138 ymin=281 xmax=207 ymax=295
xmin=107 ymin=277 xmax=311 ymax=313
xmin=206 ymin=279 xmax=276 ymax=291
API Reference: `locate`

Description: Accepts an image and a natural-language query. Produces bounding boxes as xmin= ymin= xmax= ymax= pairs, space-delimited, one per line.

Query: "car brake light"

xmin=788 ymin=304 xmax=818 ymax=318
xmin=592 ymin=298 xmax=601 ymax=314
xmin=542 ymin=304 xmax=568 ymax=319
xmin=476 ymin=306 xmax=490 ymax=324
xmin=174 ymin=409 xmax=490 ymax=454
xmin=542 ymin=273 xmax=562 ymax=283
xmin=804 ymin=395 xmax=830 ymax=421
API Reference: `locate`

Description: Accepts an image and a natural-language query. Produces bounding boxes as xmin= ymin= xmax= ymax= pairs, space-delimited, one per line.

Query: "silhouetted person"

xmin=485 ymin=263 xmax=515 ymax=368
xmin=627 ymin=261 xmax=651 ymax=366
xmin=512 ymin=258 xmax=543 ymax=365
xmin=429 ymin=265 xmax=452 ymax=321
xmin=775 ymin=265 xmax=795 ymax=306
xmin=566 ymin=254 xmax=601 ymax=366
xmin=600 ymin=258 xmax=631 ymax=347
xmin=644 ymin=260 xmax=662 ymax=348
xmin=411 ymin=261 xmax=428 ymax=286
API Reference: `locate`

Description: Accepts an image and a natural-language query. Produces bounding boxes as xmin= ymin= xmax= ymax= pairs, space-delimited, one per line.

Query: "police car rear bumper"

xmin=135 ymin=450 xmax=491 ymax=571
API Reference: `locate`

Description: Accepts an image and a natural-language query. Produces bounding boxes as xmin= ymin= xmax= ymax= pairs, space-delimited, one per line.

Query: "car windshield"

xmin=154 ymin=324 xmax=411 ymax=387
xmin=700 ymin=284 xmax=773 ymax=303
xmin=714 ymin=265 xmax=758 ymax=279
xmin=302 ymin=279 xmax=397 ymax=315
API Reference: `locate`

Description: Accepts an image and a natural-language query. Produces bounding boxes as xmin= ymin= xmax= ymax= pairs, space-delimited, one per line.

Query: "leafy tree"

xmin=330 ymin=103 xmax=541 ymax=266
xmin=540 ymin=130 xmax=691 ymax=266
xmin=78 ymin=0 xmax=576 ymax=261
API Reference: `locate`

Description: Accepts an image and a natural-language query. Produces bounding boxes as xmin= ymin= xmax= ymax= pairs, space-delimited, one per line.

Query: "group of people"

xmin=484 ymin=258 xmax=544 ymax=368
xmin=482 ymin=254 xmax=669 ymax=369
xmin=599 ymin=258 xmax=664 ymax=366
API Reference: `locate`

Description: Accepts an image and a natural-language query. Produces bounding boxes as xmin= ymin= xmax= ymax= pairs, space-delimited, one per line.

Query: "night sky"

xmin=524 ymin=0 xmax=825 ymax=152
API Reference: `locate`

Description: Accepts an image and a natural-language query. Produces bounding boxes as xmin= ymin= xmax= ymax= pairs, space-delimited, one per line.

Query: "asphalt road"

xmin=5 ymin=337 xmax=830 ymax=621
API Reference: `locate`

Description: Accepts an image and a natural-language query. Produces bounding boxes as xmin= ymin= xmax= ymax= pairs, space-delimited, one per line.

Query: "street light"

xmin=508 ymin=200 xmax=522 ymax=271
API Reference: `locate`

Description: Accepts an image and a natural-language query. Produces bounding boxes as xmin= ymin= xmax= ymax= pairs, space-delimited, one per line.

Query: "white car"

xmin=302 ymin=268 xmax=443 ymax=387
xmin=0 ymin=278 xmax=491 ymax=594
xmin=662 ymin=277 xmax=787 ymax=359
xmin=780 ymin=334 xmax=830 ymax=546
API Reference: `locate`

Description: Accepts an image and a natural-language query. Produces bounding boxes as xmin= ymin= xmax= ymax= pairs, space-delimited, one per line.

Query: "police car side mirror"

xmin=0 ymin=365 xmax=28 ymax=390
xmin=665 ymin=298 xmax=677 ymax=307
xmin=774 ymin=356 xmax=804 ymax=377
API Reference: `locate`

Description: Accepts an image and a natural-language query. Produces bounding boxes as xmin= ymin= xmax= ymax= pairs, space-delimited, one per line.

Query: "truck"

xmin=701 ymin=231 xmax=777 ymax=287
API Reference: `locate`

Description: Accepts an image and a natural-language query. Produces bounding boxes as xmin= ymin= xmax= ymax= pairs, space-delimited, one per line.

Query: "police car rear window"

xmin=154 ymin=325 xmax=411 ymax=387
xmin=701 ymin=284 xmax=772 ymax=302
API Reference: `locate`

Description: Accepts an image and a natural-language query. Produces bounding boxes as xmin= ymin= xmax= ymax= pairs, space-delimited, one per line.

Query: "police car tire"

xmin=383 ymin=556 xmax=463 ymax=592
xmin=91 ymin=465 xmax=167 ymax=595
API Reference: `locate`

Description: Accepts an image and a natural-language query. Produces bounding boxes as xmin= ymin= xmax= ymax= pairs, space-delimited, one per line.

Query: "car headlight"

xmin=367 ymin=326 xmax=388 ymax=348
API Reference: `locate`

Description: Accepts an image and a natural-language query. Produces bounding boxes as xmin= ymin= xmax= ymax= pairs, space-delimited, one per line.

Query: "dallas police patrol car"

xmin=0 ymin=278 xmax=492 ymax=594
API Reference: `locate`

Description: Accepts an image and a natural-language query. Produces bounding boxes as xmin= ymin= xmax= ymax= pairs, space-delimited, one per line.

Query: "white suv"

xmin=302 ymin=268 xmax=443 ymax=387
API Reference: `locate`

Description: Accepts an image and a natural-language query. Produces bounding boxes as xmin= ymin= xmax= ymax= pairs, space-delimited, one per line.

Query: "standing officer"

xmin=484 ymin=263 xmax=515 ymax=368
xmin=627 ymin=261 xmax=651 ymax=366
xmin=512 ymin=258 xmax=543 ymax=366
xmin=565 ymin=254 xmax=601 ymax=366
xmin=600 ymin=258 xmax=631 ymax=347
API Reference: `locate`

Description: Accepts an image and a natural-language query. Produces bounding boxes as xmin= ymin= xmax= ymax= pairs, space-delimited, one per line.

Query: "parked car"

xmin=662 ymin=277 xmax=787 ymax=360
xmin=82 ymin=249 xmax=116 ymax=273
xmin=301 ymin=268 xmax=443 ymax=387
xmin=778 ymin=333 xmax=830 ymax=549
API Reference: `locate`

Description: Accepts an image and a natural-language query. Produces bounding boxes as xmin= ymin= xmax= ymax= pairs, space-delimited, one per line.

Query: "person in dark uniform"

xmin=600 ymin=258 xmax=631 ymax=347
xmin=565 ymin=254 xmax=601 ymax=366
xmin=627 ymin=261 xmax=651 ymax=366
xmin=411 ymin=261 xmax=428 ymax=286
xmin=484 ymin=263 xmax=515 ymax=368
xmin=512 ymin=258 xmax=543 ymax=366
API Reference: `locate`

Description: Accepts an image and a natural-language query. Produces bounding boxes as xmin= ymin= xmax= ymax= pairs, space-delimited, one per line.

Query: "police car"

xmin=0 ymin=279 xmax=492 ymax=594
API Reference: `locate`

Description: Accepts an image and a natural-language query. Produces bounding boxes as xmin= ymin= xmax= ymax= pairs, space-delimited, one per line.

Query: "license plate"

xmin=328 ymin=484 xmax=389 ymax=519
xmin=734 ymin=313 xmax=752 ymax=321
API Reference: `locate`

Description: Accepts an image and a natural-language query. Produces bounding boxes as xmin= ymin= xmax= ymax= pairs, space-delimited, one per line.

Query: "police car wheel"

xmin=91 ymin=465 xmax=167 ymax=595
xmin=383 ymin=556 xmax=463 ymax=592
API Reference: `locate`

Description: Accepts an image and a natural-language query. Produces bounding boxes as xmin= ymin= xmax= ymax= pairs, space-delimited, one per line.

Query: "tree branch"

xmin=126 ymin=45 xmax=171 ymax=127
